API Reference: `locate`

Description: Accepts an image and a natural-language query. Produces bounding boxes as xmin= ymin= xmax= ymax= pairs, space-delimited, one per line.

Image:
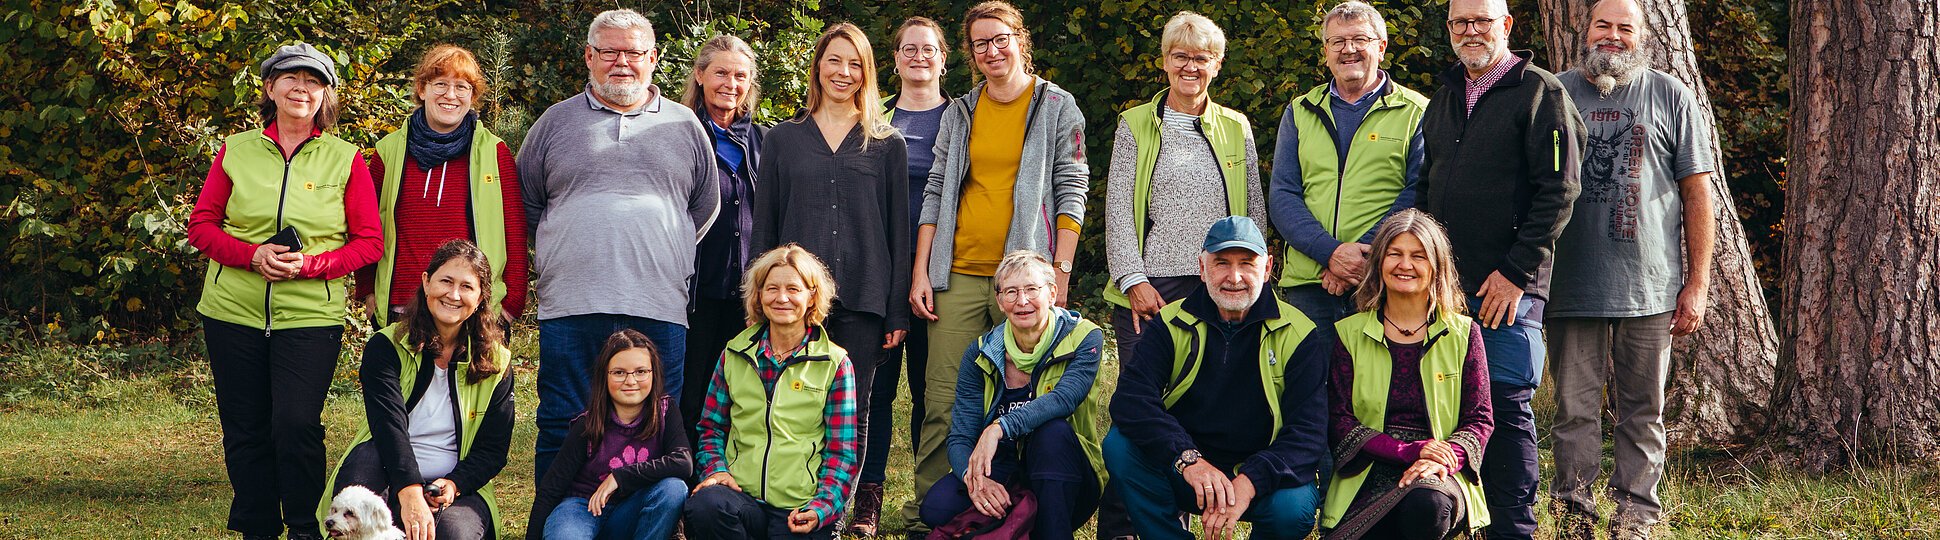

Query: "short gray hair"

xmin=1161 ymin=11 xmax=1227 ymax=57
xmin=587 ymin=9 xmax=656 ymax=49
xmin=993 ymin=250 xmax=1055 ymax=290
xmin=1322 ymin=1 xmax=1388 ymax=41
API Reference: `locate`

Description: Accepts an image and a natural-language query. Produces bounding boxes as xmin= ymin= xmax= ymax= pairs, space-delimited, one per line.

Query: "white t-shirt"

xmin=408 ymin=366 xmax=460 ymax=481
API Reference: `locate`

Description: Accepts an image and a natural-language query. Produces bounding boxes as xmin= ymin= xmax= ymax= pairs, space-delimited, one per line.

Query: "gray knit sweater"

xmin=917 ymin=77 xmax=1090 ymax=290
xmin=1104 ymin=106 xmax=1266 ymax=291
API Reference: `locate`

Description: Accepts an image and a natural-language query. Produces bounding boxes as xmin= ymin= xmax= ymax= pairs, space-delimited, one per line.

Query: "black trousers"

xmin=861 ymin=320 xmax=925 ymax=484
xmin=1366 ymin=488 xmax=1461 ymax=540
xmin=332 ymin=442 xmax=494 ymax=540
xmin=684 ymin=485 xmax=837 ymax=539
xmin=824 ymin=308 xmax=884 ymax=476
xmin=684 ymin=295 xmax=748 ymax=445
xmin=204 ymin=316 xmax=341 ymax=536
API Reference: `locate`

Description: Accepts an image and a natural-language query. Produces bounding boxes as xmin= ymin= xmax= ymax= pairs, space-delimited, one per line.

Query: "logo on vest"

xmin=791 ymin=380 xmax=804 ymax=391
xmin=304 ymin=181 xmax=316 ymax=191
xmin=1435 ymin=372 xmax=1450 ymax=382
xmin=484 ymin=174 xmax=496 ymax=184
xmin=1367 ymin=132 xmax=1379 ymax=142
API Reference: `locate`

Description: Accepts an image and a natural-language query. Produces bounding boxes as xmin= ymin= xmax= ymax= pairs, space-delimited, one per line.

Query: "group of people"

xmin=188 ymin=0 xmax=1715 ymax=538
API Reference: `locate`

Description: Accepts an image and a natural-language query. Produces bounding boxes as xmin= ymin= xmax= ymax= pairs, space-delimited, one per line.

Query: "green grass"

xmin=3 ymin=338 xmax=1938 ymax=539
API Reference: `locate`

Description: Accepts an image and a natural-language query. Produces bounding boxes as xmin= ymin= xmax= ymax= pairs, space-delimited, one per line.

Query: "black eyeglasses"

xmin=1446 ymin=17 xmax=1500 ymax=34
xmin=970 ymin=33 xmax=1018 ymax=54
xmin=591 ymin=46 xmax=652 ymax=63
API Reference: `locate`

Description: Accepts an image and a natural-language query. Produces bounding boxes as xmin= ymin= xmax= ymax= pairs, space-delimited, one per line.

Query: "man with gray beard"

xmin=1546 ymin=0 xmax=1716 ymax=538
xmin=1417 ymin=0 xmax=1583 ymax=538
xmin=518 ymin=9 xmax=719 ymax=482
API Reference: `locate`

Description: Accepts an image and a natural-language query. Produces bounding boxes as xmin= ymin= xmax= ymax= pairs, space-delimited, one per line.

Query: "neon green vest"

xmin=1278 ymin=82 xmax=1429 ymax=287
xmin=197 ymin=129 xmax=359 ymax=330
xmin=1105 ymin=92 xmax=1253 ymax=308
xmin=318 ymin=324 xmax=512 ymax=529
xmin=1320 ymin=310 xmax=1489 ymax=531
xmin=717 ymin=324 xmax=851 ymax=509
xmin=969 ymin=316 xmax=1108 ymax=482
xmin=1158 ymin=296 xmax=1318 ymax=443
xmin=371 ymin=125 xmax=510 ymax=320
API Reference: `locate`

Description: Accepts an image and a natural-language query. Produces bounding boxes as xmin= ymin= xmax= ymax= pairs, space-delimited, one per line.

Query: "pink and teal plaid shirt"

xmin=695 ymin=326 xmax=859 ymax=524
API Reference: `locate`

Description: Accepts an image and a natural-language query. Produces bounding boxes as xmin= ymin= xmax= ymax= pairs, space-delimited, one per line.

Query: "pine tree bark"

xmin=1536 ymin=0 xmax=1780 ymax=445
xmin=1775 ymin=0 xmax=1940 ymax=472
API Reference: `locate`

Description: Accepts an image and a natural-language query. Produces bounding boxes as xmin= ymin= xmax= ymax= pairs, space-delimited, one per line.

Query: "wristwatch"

xmin=1174 ymin=449 xmax=1202 ymax=474
xmin=1055 ymin=260 xmax=1074 ymax=273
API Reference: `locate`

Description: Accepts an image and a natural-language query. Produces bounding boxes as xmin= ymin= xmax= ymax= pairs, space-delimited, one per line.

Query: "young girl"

xmin=529 ymin=330 xmax=693 ymax=539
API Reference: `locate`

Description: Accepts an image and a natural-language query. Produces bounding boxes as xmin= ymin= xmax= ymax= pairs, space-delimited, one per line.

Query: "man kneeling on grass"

xmin=1103 ymin=216 xmax=1331 ymax=539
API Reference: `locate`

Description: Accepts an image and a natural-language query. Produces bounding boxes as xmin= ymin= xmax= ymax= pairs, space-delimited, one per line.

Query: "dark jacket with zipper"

xmin=527 ymin=404 xmax=694 ymax=536
xmin=1418 ymin=51 xmax=1585 ymax=299
xmin=694 ymin=110 xmax=767 ymax=301
xmin=354 ymin=335 xmax=515 ymax=495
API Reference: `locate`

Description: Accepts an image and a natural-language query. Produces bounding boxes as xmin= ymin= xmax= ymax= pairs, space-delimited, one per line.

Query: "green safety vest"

xmin=966 ymin=315 xmax=1108 ymax=482
xmin=1105 ymin=92 xmax=1254 ymax=308
xmin=370 ymin=125 xmax=510 ymax=320
xmin=1158 ymin=296 xmax=1318 ymax=444
xmin=318 ymin=324 xmax=512 ymax=529
xmin=197 ymin=129 xmax=360 ymax=330
xmin=717 ymin=324 xmax=851 ymax=509
xmin=1278 ymin=82 xmax=1429 ymax=287
xmin=1320 ymin=310 xmax=1489 ymax=531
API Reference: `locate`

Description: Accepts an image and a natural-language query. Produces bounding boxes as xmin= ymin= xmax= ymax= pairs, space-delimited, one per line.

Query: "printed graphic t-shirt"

xmin=1549 ymin=69 xmax=1716 ymax=317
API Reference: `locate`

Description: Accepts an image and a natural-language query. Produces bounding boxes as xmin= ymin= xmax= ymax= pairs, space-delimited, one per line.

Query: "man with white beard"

xmin=1104 ymin=216 xmax=1330 ymax=540
xmin=1546 ymin=1 xmax=1716 ymax=538
xmin=517 ymin=9 xmax=719 ymax=482
xmin=1416 ymin=0 xmax=1583 ymax=538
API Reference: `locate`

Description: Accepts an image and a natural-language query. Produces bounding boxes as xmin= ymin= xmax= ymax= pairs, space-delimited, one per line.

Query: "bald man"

xmin=1545 ymin=1 xmax=1715 ymax=538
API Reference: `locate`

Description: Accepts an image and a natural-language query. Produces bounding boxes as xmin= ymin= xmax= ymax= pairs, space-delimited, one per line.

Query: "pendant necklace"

xmin=1382 ymin=311 xmax=1430 ymax=337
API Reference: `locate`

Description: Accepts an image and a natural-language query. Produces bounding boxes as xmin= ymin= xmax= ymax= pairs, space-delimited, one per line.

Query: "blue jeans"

xmin=1102 ymin=428 xmax=1317 ymax=540
xmin=535 ymin=314 xmax=687 ymax=482
xmin=543 ymin=477 xmax=688 ymax=540
xmin=1281 ymin=284 xmax=1356 ymax=331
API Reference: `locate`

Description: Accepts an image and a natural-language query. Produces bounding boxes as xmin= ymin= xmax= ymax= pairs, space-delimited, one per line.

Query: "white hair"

xmin=1322 ymin=2 xmax=1388 ymax=41
xmin=587 ymin=9 xmax=656 ymax=49
xmin=1162 ymin=11 xmax=1227 ymax=57
xmin=993 ymin=250 xmax=1056 ymax=290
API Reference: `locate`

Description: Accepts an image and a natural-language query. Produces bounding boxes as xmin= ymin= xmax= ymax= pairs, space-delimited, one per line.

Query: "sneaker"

xmin=848 ymin=482 xmax=885 ymax=537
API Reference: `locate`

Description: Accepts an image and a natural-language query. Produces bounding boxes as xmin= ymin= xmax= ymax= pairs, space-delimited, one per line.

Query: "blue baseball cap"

xmin=1203 ymin=216 xmax=1269 ymax=255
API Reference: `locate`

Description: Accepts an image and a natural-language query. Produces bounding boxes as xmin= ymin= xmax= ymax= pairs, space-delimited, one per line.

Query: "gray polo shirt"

xmin=518 ymin=87 xmax=719 ymax=324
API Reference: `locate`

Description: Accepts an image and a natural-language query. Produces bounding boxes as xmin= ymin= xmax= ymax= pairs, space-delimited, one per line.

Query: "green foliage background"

xmin=0 ymin=0 xmax=1786 ymax=344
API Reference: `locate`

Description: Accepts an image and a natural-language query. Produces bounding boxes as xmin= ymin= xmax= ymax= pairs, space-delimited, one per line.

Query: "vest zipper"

xmin=265 ymin=133 xmax=316 ymax=336
xmin=759 ymin=361 xmax=780 ymax=502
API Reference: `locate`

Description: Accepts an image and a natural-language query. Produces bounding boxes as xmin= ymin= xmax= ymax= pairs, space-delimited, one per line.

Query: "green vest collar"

xmin=371 ymin=123 xmax=509 ymax=320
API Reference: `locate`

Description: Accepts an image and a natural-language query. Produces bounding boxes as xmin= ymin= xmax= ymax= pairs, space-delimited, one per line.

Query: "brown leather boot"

xmin=848 ymin=482 xmax=885 ymax=536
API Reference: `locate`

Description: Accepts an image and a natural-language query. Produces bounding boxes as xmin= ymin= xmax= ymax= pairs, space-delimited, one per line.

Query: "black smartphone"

xmin=264 ymin=226 xmax=303 ymax=251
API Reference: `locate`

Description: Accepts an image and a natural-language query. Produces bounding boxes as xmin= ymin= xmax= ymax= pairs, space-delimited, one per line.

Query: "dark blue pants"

xmin=1102 ymin=428 xmax=1318 ymax=540
xmin=683 ymin=484 xmax=836 ymax=540
xmin=534 ymin=314 xmax=686 ymax=483
xmin=919 ymin=419 xmax=1100 ymax=539
xmin=1281 ymin=283 xmax=1357 ymax=331
xmin=862 ymin=321 xmax=926 ymax=484
xmin=1470 ymin=296 xmax=1545 ymax=540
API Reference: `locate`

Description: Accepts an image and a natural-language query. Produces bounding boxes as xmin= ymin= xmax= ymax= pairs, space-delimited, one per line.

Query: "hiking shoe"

xmin=848 ymin=481 xmax=885 ymax=537
xmin=1555 ymin=510 xmax=1597 ymax=540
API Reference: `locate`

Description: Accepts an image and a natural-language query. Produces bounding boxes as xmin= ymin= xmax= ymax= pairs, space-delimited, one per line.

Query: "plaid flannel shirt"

xmin=695 ymin=327 xmax=859 ymax=524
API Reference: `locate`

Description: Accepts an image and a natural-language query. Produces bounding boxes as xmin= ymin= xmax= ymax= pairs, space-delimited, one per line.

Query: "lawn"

xmin=2 ymin=333 xmax=1937 ymax=539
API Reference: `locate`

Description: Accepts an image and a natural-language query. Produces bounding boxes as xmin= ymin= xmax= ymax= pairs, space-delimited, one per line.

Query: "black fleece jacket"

xmin=527 ymin=407 xmax=694 ymax=536
xmin=358 ymin=337 xmax=516 ymax=497
xmin=1418 ymin=51 xmax=1584 ymax=299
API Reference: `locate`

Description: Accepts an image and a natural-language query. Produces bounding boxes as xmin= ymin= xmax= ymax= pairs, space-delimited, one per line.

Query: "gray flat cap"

xmin=259 ymin=42 xmax=339 ymax=86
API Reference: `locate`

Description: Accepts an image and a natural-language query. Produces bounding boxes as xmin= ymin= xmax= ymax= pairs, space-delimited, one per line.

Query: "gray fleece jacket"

xmin=918 ymin=77 xmax=1090 ymax=290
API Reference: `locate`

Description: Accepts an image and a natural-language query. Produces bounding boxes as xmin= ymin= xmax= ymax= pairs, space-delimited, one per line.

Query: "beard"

xmin=1455 ymin=37 xmax=1505 ymax=72
xmin=1582 ymin=39 xmax=1650 ymax=97
xmin=1209 ymin=284 xmax=1261 ymax=313
xmin=591 ymin=72 xmax=650 ymax=107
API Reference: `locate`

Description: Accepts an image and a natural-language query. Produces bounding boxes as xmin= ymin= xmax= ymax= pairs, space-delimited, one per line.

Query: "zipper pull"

xmin=1268 ymin=349 xmax=1278 ymax=366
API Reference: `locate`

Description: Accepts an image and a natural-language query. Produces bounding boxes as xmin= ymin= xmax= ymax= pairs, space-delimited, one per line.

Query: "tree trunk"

xmin=1775 ymin=0 xmax=1940 ymax=472
xmin=1537 ymin=0 xmax=1780 ymax=445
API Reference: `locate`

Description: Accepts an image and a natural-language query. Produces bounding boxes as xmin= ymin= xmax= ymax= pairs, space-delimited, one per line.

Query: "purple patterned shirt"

xmin=1465 ymin=54 xmax=1523 ymax=116
xmin=1329 ymin=322 xmax=1495 ymax=469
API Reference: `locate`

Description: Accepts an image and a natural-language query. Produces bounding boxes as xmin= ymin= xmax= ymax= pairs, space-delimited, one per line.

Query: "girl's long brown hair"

xmin=399 ymin=239 xmax=503 ymax=383
xmin=584 ymin=329 xmax=668 ymax=442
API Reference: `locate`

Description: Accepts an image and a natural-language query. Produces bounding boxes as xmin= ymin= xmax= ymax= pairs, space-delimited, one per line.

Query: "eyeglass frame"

xmin=426 ymin=80 xmax=475 ymax=98
xmin=996 ymin=283 xmax=1050 ymax=302
xmin=899 ymin=44 xmax=942 ymax=60
xmin=1325 ymin=35 xmax=1383 ymax=52
xmin=607 ymin=368 xmax=654 ymax=381
xmin=970 ymin=33 xmax=1019 ymax=54
xmin=590 ymin=46 xmax=654 ymax=63
xmin=1166 ymin=51 xmax=1220 ymax=69
xmin=1445 ymin=17 xmax=1501 ymax=34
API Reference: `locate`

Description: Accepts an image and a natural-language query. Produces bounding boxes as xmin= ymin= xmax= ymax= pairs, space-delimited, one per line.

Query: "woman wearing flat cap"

xmin=186 ymin=41 xmax=383 ymax=540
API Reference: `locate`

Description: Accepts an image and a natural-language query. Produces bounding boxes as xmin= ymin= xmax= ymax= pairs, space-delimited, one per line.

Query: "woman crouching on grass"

xmin=683 ymin=244 xmax=859 ymax=540
xmin=528 ymin=329 xmax=693 ymax=539
xmin=323 ymin=239 xmax=514 ymax=540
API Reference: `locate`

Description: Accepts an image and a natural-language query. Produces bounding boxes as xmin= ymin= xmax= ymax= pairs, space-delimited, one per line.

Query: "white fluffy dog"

xmin=323 ymin=486 xmax=405 ymax=540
